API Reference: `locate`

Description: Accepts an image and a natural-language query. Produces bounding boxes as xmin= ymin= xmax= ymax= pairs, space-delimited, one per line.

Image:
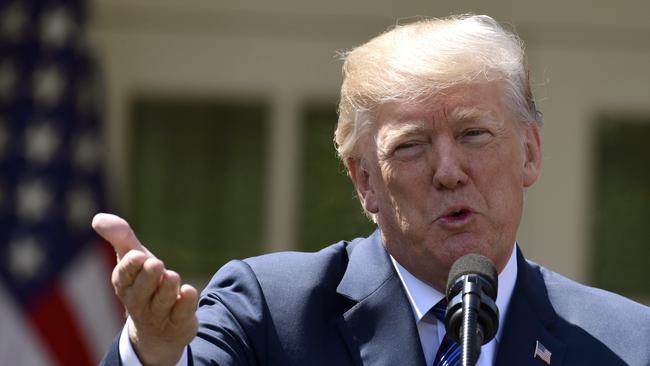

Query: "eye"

xmin=460 ymin=128 xmax=493 ymax=144
xmin=392 ymin=141 xmax=425 ymax=160
xmin=396 ymin=142 xmax=419 ymax=150
xmin=464 ymin=129 xmax=488 ymax=137
xmin=456 ymin=127 xmax=494 ymax=148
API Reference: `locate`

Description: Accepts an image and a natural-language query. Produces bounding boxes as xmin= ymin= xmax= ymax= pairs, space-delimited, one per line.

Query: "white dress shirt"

xmin=390 ymin=245 xmax=518 ymax=366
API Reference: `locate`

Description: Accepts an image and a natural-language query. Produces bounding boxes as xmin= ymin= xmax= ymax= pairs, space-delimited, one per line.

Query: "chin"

xmin=432 ymin=236 xmax=494 ymax=266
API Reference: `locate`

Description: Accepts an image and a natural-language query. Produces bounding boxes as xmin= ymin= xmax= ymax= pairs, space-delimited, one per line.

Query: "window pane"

xmin=593 ymin=117 xmax=650 ymax=298
xmin=130 ymin=98 xmax=267 ymax=283
xmin=299 ymin=104 xmax=375 ymax=252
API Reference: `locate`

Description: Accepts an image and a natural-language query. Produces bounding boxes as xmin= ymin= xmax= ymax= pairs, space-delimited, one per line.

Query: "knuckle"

xmin=143 ymin=257 xmax=165 ymax=273
xmin=151 ymin=291 xmax=176 ymax=316
xmin=111 ymin=269 xmax=121 ymax=288
xmin=111 ymin=268 xmax=131 ymax=298
xmin=165 ymin=271 xmax=181 ymax=287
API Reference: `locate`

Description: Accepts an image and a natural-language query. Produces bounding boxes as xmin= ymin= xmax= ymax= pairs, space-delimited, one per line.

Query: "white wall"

xmin=88 ymin=0 xmax=650 ymax=284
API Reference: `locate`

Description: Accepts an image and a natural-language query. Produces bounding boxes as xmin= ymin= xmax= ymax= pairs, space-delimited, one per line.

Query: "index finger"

xmin=92 ymin=213 xmax=153 ymax=260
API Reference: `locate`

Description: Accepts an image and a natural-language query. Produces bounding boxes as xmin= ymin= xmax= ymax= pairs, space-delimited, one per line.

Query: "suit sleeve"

xmin=99 ymin=332 xmax=123 ymax=366
xmin=188 ymin=259 xmax=270 ymax=366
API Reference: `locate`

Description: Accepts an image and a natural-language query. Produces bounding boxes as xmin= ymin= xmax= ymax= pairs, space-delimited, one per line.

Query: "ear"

xmin=346 ymin=157 xmax=379 ymax=214
xmin=522 ymin=124 xmax=542 ymax=188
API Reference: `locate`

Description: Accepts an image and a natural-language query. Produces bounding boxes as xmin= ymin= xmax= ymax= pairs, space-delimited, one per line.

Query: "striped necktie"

xmin=431 ymin=299 xmax=461 ymax=366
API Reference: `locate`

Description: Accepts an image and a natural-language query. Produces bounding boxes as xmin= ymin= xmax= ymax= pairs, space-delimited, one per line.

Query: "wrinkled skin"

xmin=347 ymin=81 xmax=541 ymax=292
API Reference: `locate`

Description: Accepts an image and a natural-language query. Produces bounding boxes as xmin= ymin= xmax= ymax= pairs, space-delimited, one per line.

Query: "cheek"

xmin=383 ymin=157 xmax=431 ymax=183
xmin=383 ymin=160 xmax=432 ymax=202
xmin=485 ymin=167 xmax=525 ymax=225
xmin=471 ymin=150 xmax=525 ymax=212
xmin=378 ymin=161 xmax=432 ymax=219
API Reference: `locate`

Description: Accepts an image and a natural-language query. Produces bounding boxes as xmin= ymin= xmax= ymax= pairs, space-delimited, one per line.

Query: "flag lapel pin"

xmin=534 ymin=340 xmax=552 ymax=364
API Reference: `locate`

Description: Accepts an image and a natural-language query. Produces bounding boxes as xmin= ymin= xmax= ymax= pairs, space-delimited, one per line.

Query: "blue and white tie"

xmin=431 ymin=299 xmax=460 ymax=366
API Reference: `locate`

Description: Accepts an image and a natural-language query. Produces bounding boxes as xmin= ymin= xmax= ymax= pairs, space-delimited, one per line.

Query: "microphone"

xmin=444 ymin=254 xmax=499 ymax=366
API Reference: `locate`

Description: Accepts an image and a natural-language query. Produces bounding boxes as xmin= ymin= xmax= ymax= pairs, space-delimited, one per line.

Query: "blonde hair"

xmin=335 ymin=14 xmax=541 ymax=166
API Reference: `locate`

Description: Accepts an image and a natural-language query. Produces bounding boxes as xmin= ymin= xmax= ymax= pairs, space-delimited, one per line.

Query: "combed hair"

xmin=335 ymin=14 xmax=541 ymax=166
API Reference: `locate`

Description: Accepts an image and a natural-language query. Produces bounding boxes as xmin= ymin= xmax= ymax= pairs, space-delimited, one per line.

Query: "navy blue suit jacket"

xmin=102 ymin=230 xmax=650 ymax=365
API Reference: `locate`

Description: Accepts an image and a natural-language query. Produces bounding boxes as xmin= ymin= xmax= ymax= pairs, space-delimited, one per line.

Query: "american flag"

xmin=534 ymin=340 xmax=552 ymax=365
xmin=0 ymin=0 xmax=121 ymax=365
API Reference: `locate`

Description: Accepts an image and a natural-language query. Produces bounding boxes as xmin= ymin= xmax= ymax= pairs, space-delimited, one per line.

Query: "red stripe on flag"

xmin=27 ymin=284 xmax=95 ymax=366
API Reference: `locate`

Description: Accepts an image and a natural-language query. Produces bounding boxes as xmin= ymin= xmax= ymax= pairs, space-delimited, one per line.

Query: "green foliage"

xmin=128 ymin=98 xmax=376 ymax=284
xmin=298 ymin=104 xmax=376 ymax=252
xmin=593 ymin=117 xmax=650 ymax=297
xmin=130 ymin=98 xmax=268 ymax=279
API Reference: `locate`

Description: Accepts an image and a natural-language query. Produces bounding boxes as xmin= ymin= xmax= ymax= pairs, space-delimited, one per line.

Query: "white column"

xmin=264 ymin=91 xmax=300 ymax=252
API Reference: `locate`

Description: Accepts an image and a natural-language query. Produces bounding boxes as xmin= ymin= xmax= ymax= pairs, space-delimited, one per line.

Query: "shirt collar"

xmin=390 ymin=244 xmax=518 ymax=343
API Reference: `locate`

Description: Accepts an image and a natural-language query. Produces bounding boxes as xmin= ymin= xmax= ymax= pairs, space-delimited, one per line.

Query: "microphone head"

xmin=444 ymin=253 xmax=500 ymax=346
xmin=446 ymin=253 xmax=498 ymax=300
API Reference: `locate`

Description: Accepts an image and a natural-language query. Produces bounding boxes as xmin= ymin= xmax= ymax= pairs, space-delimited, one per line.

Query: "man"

xmin=96 ymin=15 xmax=650 ymax=366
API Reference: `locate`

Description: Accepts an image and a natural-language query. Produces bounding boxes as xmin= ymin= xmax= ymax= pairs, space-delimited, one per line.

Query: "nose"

xmin=431 ymin=139 xmax=469 ymax=190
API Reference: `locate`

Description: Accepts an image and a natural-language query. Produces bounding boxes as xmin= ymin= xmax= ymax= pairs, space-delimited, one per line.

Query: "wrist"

xmin=127 ymin=318 xmax=185 ymax=366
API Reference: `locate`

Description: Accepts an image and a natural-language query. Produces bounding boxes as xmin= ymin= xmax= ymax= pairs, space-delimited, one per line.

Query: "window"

xmin=130 ymin=98 xmax=268 ymax=284
xmin=298 ymin=104 xmax=375 ymax=252
xmin=592 ymin=116 xmax=650 ymax=300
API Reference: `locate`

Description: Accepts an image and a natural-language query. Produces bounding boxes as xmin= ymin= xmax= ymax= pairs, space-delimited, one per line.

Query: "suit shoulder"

xmin=533 ymin=262 xmax=650 ymax=354
xmin=535 ymin=262 xmax=650 ymax=320
xmin=243 ymin=240 xmax=350 ymax=282
xmin=242 ymin=237 xmax=381 ymax=300
xmin=205 ymin=235 xmax=373 ymax=299
xmin=200 ymin=241 xmax=350 ymax=304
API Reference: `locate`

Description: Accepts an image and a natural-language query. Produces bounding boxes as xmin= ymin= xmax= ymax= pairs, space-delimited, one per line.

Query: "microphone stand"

xmin=445 ymin=254 xmax=499 ymax=366
xmin=460 ymin=280 xmax=483 ymax=366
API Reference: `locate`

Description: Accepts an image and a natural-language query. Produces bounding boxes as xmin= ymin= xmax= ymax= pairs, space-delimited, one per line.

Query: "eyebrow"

xmin=376 ymin=122 xmax=427 ymax=159
xmin=448 ymin=106 xmax=496 ymax=123
xmin=375 ymin=106 xmax=497 ymax=159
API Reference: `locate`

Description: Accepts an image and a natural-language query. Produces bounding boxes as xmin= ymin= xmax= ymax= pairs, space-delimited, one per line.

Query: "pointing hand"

xmin=93 ymin=213 xmax=198 ymax=366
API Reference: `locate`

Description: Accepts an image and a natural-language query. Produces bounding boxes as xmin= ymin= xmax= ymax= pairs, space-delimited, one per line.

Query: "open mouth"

xmin=439 ymin=208 xmax=474 ymax=225
xmin=450 ymin=209 xmax=468 ymax=217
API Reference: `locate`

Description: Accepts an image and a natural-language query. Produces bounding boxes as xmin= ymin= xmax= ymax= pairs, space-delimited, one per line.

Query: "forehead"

xmin=376 ymin=81 xmax=510 ymax=127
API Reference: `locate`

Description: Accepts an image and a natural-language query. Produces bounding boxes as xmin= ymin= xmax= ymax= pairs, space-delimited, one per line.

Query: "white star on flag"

xmin=24 ymin=121 xmax=61 ymax=164
xmin=40 ymin=6 xmax=74 ymax=48
xmin=7 ymin=236 xmax=47 ymax=282
xmin=25 ymin=122 xmax=61 ymax=163
xmin=1 ymin=2 xmax=27 ymax=42
xmin=73 ymin=132 xmax=101 ymax=172
xmin=32 ymin=65 xmax=65 ymax=105
xmin=16 ymin=179 xmax=54 ymax=222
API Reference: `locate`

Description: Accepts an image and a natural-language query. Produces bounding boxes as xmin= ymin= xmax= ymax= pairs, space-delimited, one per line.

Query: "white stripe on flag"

xmin=0 ymin=282 xmax=54 ymax=366
xmin=62 ymin=244 xmax=122 ymax=363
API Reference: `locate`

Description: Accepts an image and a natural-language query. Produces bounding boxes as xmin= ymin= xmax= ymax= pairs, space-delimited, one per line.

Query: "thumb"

xmin=92 ymin=213 xmax=153 ymax=260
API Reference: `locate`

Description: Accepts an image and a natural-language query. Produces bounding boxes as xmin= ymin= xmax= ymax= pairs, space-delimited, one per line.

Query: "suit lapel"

xmin=335 ymin=230 xmax=426 ymax=366
xmin=333 ymin=237 xmax=569 ymax=366
xmin=496 ymin=248 xmax=566 ymax=366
